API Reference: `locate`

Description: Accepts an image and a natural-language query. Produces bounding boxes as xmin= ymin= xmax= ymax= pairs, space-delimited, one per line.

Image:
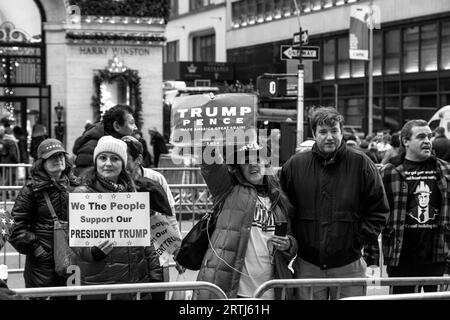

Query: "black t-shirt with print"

xmin=400 ymin=158 xmax=441 ymax=265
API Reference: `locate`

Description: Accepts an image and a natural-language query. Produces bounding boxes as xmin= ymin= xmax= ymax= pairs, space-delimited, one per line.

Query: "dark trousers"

xmin=386 ymin=262 xmax=446 ymax=294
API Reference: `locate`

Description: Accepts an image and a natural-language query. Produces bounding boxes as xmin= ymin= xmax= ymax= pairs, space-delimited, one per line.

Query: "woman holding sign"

xmin=192 ymin=143 xmax=297 ymax=300
xmin=9 ymin=139 xmax=80 ymax=289
xmin=72 ymin=136 xmax=153 ymax=299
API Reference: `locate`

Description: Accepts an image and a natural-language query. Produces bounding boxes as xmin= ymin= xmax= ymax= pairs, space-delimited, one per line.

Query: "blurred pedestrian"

xmin=30 ymin=124 xmax=48 ymax=162
xmin=13 ymin=126 xmax=29 ymax=164
xmin=381 ymin=132 xmax=401 ymax=165
xmin=280 ymin=107 xmax=389 ymax=300
xmin=9 ymin=139 xmax=79 ymax=288
xmin=72 ymin=105 xmax=137 ymax=178
xmin=149 ymin=129 xmax=168 ymax=168
xmin=133 ymin=131 xmax=153 ymax=167
xmin=380 ymin=120 xmax=450 ymax=294
xmin=359 ymin=140 xmax=379 ymax=164
xmin=432 ymin=126 xmax=450 ymax=162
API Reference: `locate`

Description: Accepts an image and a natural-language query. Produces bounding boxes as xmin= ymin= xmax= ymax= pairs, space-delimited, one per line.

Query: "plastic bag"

xmin=170 ymin=273 xmax=193 ymax=300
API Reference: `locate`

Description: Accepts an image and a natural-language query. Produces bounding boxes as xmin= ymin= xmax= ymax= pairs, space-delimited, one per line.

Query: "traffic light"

xmin=256 ymin=76 xmax=287 ymax=98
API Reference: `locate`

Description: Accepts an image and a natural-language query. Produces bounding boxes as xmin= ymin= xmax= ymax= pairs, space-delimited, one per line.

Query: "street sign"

xmin=280 ymin=45 xmax=320 ymax=61
xmin=293 ymin=30 xmax=309 ymax=45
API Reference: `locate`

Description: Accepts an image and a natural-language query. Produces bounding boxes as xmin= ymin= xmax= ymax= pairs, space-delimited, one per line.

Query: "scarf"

xmin=95 ymin=172 xmax=134 ymax=193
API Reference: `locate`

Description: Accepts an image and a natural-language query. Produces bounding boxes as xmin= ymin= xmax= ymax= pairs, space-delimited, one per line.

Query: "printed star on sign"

xmin=8 ymin=219 xmax=14 ymax=225
xmin=1 ymin=218 xmax=5 ymax=224
xmin=112 ymin=194 xmax=116 ymax=199
xmin=1 ymin=230 xmax=6 ymax=236
xmin=126 ymin=194 xmax=131 ymax=199
xmin=85 ymin=195 xmax=90 ymax=199
xmin=98 ymin=194 xmax=102 ymax=199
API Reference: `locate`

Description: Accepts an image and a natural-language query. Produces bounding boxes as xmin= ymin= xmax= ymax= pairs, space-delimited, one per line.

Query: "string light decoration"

xmin=2 ymin=88 xmax=15 ymax=122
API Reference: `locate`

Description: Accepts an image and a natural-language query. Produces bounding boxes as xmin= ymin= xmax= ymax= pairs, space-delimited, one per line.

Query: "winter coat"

xmin=194 ymin=163 xmax=297 ymax=300
xmin=280 ymin=142 xmax=389 ymax=270
xmin=9 ymin=168 xmax=79 ymax=288
xmin=72 ymin=170 xmax=161 ymax=299
xmin=73 ymin=123 xmax=124 ymax=170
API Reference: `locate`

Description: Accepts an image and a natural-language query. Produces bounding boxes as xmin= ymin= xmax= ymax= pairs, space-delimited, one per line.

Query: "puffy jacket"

xmin=280 ymin=142 xmax=389 ymax=270
xmin=194 ymin=163 xmax=297 ymax=300
xmin=9 ymin=169 xmax=79 ymax=288
xmin=72 ymin=171 xmax=161 ymax=299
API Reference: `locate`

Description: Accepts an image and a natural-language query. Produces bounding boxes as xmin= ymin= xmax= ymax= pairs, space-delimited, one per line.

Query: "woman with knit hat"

xmin=72 ymin=136 xmax=152 ymax=299
xmin=9 ymin=138 xmax=79 ymax=289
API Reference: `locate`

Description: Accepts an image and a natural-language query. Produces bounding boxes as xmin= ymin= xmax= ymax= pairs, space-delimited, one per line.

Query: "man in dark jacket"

xmin=280 ymin=107 xmax=389 ymax=300
xmin=432 ymin=126 xmax=450 ymax=162
xmin=72 ymin=105 xmax=137 ymax=177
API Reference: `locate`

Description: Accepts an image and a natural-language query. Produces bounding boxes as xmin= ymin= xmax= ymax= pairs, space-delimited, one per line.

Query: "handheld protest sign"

xmin=150 ymin=214 xmax=182 ymax=265
xmin=170 ymin=93 xmax=257 ymax=147
xmin=69 ymin=192 xmax=151 ymax=247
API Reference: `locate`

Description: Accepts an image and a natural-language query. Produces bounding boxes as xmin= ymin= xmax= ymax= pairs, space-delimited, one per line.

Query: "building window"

xmin=193 ymin=33 xmax=215 ymax=62
xmin=385 ymin=29 xmax=400 ymax=75
xmin=323 ymin=38 xmax=335 ymax=80
xmin=165 ymin=40 xmax=179 ymax=63
xmin=337 ymin=37 xmax=350 ymax=79
xmin=441 ymin=21 xmax=450 ymax=70
xmin=189 ymin=0 xmax=212 ymax=11
xmin=420 ymin=23 xmax=437 ymax=72
xmin=403 ymin=26 xmax=419 ymax=73
xmin=170 ymin=0 xmax=178 ymax=18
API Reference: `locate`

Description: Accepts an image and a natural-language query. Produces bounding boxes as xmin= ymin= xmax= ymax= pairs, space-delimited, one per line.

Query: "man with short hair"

xmin=380 ymin=119 xmax=450 ymax=293
xmin=280 ymin=106 xmax=389 ymax=300
xmin=72 ymin=104 xmax=137 ymax=177
xmin=432 ymin=126 xmax=450 ymax=162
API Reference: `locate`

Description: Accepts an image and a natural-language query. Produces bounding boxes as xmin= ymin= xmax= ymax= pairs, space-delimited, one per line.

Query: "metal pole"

xmin=368 ymin=0 xmax=374 ymax=136
xmin=297 ymin=62 xmax=304 ymax=146
xmin=293 ymin=0 xmax=304 ymax=147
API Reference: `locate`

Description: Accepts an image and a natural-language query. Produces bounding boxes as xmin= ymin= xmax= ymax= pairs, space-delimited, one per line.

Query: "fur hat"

xmin=94 ymin=136 xmax=128 ymax=167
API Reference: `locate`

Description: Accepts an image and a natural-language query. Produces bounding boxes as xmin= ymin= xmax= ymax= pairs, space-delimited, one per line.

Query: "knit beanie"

xmin=93 ymin=136 xmax=128 ymax=168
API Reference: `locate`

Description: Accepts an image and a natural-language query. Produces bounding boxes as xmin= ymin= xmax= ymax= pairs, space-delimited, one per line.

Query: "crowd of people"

xmin=1 ymin=104 xmax=450 ymax=300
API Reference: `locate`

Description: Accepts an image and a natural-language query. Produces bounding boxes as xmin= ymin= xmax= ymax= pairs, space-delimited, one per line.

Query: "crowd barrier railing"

xmin=252 ymin=277 xmax=450 ymax=299
xmin=13 ymin=281 xmax=228 ymax=300
xmin=342 ymin=291 xmax=450 ymax=300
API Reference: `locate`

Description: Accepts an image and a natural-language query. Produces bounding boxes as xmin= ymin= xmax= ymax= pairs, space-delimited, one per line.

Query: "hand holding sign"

xmin=97 ymin=240 xmax=114 ymax=255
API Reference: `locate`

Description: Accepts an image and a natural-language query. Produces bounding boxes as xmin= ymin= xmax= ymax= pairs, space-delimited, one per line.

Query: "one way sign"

xmin=280 ymin=45 xmax=320 ymax=61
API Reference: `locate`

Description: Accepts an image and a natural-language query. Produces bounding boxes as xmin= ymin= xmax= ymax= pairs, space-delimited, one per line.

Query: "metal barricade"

xmin=13 ymin=281 xmax=228 ymax=300
xmin=252 ymin=277 xmax=450 ymax=299
xmin=342 ymin=291 xmax=450 ymax=300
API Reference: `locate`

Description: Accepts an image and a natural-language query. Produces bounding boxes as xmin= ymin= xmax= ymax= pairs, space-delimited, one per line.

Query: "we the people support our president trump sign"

xmin=69 ymin=192 xmax=151 ymax=247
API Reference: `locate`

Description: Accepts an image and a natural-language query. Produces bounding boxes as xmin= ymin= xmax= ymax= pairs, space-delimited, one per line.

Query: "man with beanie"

xmin=73 ymin=105 xmax=137 ymax=178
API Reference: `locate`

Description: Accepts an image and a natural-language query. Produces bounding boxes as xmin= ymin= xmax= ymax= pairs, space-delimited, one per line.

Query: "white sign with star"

xmin=69 ymin=192 xmax=151 ymax=247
